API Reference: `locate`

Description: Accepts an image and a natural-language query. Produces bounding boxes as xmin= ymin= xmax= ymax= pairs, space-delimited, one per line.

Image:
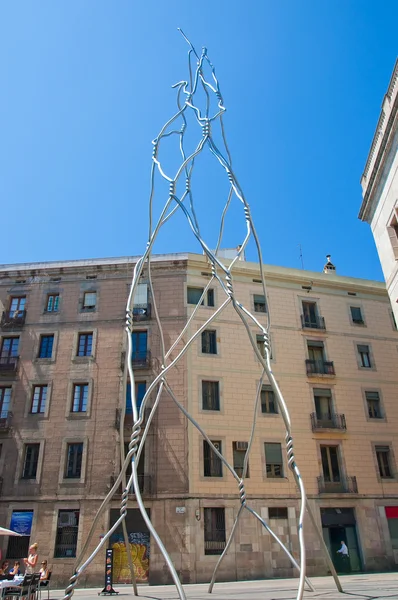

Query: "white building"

xmin=359 ymin=59 xmax=398 ymax=327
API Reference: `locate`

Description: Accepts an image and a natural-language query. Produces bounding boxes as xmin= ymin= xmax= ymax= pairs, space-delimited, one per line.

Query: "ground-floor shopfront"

xmin=0 ymin=496 xmax=398 ymax=588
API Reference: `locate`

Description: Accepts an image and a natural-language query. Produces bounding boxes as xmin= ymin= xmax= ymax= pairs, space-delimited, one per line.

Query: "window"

xmin=204 ymin=507 xmax=226 ymax=555
xmin=202 ymin=381 xmax=220 ymax=411
xmin=132 ymin=331 xmax=148 ymax=361
xmin=376 ymin=446 xmax=393 ymax=478
xmin=207 ymin=289 xmax=215 ymax=307
xmin=9 ymin=297 xmax=26 ymax=316
xmin=0 ymin=387 xmax=11 ymax=418
xmin=357 ymin=344 xmax=371 ymax=368
xmin=261 ymin=385 xmax=277 ymax=414
xmin=65 ymin=443 xmax=83 ymax=478
xmin=350 ymin=306 xmax=364 ymax=325
xmin=203 ymin=440 xmax=222 ymax=477
xmin=307 ymin=341 xmax=325 ymax=363
xmin=233 ymin=441 xmax=249 ymax=478
xmin=46 ymin=294 xmax=59 ymax=312
xmin=314 ymin=388 xmax=332 ymax=420
xmin=302 ymin=301 xmax=321 ymax=328
xmin=187 ymin=287 xmax=214 ymax=307
xmin=257 ymin=335 xmax=272 ymax=360
xmin=321 ymin=445 xmax=340 ymax=482
xmin=31 ymin=385 xmax=47 ymax=414
xmin=306 ymin=341 xmax=335 ymax=375
xmin=38 ymin=335 xmax=54 ymax=359
xmin=77 ymin=333 xmax=93 ymax=357
xmin=126 ymin=381 xmax=146 ymax=414
xmin=83 ymin=291 xmax=97 ymax=310
xmin=22 ymin=444 xmax=40 ymax=479
xmin=366 ymin=391 xmax=382 ymax=419
xmin=72 ymin=384 xmax=88 ymax=413
xmin=202 ymin=330 xmax=217 ymax=354
xmin=253 ymin=294 xmax=267 ymax=313
xmin=387 ymin=207 xmax=398 ymax=260
xmin=54 ymin=510 xmax=80 ymax=558
xmin=268 ymin=507 xmax=288 ymax=519
xmin=264 ymin=442 xmax=283 ymax=478
xmin=0 ymin=337 xmax=19 ymax=360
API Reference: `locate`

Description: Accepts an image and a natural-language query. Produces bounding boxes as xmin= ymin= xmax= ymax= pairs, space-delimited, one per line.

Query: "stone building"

xmin=359 ymin=58 xmax=398 ymax=325
xmin=0 ymin=253 xmax=397 ymax=587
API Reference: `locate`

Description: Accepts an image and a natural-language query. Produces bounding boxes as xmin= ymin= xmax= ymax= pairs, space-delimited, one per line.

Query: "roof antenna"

xmin=298 ymin=243 xmax=304 ymax=270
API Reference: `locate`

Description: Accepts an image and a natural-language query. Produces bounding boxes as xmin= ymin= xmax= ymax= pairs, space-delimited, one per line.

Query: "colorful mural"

xmin=111 ymin=532 xmax=150 ymax=583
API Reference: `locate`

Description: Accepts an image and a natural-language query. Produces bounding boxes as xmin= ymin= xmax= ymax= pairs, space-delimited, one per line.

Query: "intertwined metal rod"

xmin=63 ymin=31 xmax=342 ymax=600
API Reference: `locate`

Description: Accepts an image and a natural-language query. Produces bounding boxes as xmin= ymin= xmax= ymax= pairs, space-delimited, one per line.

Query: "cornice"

xmin=359 ymin=59 xmax=398 ymax=222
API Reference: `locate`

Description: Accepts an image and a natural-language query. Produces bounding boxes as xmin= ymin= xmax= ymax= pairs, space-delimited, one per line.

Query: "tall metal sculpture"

xmin=64 ymin=31 xmax=342 ymax=600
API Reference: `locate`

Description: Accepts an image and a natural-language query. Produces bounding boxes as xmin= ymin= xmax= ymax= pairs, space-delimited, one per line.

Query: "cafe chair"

xmin=38 ymin=572 xmax=51 ymax=600
xmin=2 ymin=574 xmax=33 ymax=600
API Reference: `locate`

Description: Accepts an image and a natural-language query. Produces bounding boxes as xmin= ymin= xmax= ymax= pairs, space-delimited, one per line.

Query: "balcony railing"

xmin=301 ymin=314 xmax=326 ymax=330
xmin=306 ymin=359 xmax=335 ymax=376
xmin=311 ymin=412 xmax=346 ymax=431
xmin=317 ymin=475 xmax=358 ymax=494
xmin=1 ymin=311 xmax=26 ymax=329
xmin=0 ymin=411 xmax=13 ymax=431
xmin=124 ymin=407 xmax=151 ymax=429
xmin=133 ymin=304 xmax=151 ymax=322
xmin=0 ymin=357 xmax=19 ymax=373
xmin=131 ymin=350 xmax=151 ymax=369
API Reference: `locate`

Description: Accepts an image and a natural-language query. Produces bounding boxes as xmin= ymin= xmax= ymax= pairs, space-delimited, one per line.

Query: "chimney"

xmin=323 ymin=254 xmax=336 ymax=275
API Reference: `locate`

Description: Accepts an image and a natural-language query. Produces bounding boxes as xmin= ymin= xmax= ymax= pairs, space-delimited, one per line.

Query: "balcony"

xmin=131 ymin=350 xmax=151 ymax=369
xmin=317 ymin=475 xmax=358 ymax=494
xmin=311 ymin=412 xmax=346 ymax=431
xmin=133 ymin=304 xmax=151 ymax=322
xmin=0 ymin=357 xmax=19 ymax=374
xmin=0 ymin=411 xmax=13 ymax=431
xmin=301 ymin=314 xmax=326 ymax=330
xmin=1 ymin=311 xmax=26 ymax=329
xmin=306 ymin=359 xmax=335 ymax=376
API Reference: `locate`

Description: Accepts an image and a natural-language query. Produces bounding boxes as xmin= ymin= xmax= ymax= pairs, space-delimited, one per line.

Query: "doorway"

xmin=109 ymin=508 xmax=150 ymax=583
xmin=321 ymin=508 xmax=361 ymax=573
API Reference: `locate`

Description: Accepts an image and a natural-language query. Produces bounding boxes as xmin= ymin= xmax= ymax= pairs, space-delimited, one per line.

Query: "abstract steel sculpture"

xmin=64 ymin=31 xmax=342 ymax=600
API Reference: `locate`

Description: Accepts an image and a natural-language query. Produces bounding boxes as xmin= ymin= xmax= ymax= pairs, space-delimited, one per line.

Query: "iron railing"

xmin=301 ymin=314 xmax=326 ymax=330
xmin=317 ymin=475 xmax=358 ymax=494
xmin=133 ymin=304 xmax=151 ymax=321
xmin=131 ymin=350 xmax=151 ymax=369
xmin=1 ymin=311 xmax=26 ymax=329
xmin=306 ymin=359 xmax=335 ymax=376
xmin=0 ymin=411 xmax=13 ymax=431
xmin=310 ymin=412 xmax=346 ymax=431
xmin=0 ymin=357 xmax=19 ymax=373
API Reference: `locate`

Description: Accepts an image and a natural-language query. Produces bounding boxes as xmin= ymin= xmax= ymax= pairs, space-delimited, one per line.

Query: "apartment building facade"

xmin=0 ymin=253 xmax=397 ymax=587
xmin=359 ymin=58 xmax=398 ymax=325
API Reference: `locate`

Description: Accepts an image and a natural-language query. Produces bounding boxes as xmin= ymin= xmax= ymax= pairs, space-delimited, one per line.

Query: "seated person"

xmin=0 ymin=561 xmax=9 ymax=576
xmin=9 ymin=561 xmax=20 ymax=577
xmin=39 ymin=561 xmax=49 ymax=581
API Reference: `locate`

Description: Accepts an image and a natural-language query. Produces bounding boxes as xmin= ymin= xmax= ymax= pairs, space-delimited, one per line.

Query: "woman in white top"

xmin=23 ymin=543 xmax=38 ymax=574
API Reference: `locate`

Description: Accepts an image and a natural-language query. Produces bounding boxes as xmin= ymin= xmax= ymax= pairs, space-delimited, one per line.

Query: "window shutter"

xmin=134 ymin=283 xmax=148 ymax=305
xmin=313 ymin=388 xmax=331 ymax=397
xmin=357 ymin=344 xmax=369 ymax=353
xmin=265 ymin=442 xmax=282 ymax=463
xmin=365 ymin=391 xmax=380 ymax=401
xmin=387 ymin=223 xmax=398 ymax=259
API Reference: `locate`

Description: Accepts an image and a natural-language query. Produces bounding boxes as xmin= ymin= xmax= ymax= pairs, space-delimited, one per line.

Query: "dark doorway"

xmin=321 ymin=508 xmax=361 ymax=573
xmin=109 ymin=508 xmax=150 ymax=583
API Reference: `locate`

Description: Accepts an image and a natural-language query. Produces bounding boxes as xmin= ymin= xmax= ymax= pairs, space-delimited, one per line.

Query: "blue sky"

xmin=0 ymin=1 xmax=397 ymax=280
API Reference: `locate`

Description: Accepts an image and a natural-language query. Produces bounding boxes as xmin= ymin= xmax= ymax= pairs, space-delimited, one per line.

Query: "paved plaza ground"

xmin=50 ymin=573 xmax=398 ymax=600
